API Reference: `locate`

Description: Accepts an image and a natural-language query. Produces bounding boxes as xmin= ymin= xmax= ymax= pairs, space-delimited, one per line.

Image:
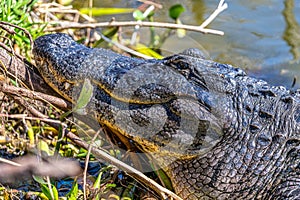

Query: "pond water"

xmin=73 ymin=0 xmax=300 ymax=88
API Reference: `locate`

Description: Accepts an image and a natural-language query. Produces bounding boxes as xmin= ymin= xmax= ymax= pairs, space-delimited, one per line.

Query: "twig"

xmin=34 ymin=2 xmax=96 ymax=23
xmin=0 ymin=21 xmax=34 ymax=48
xmin=44 ymin=0 xmax=227 ymax=36
xmin=46 ymin=176 xmax=55 ymax=200
xmin=0 ymin=41 xmax=24 ymax=61
xmin=0 ymin=81 xmax=71 ymax=110
xmin=0 ymin=48 xmax=57 ymax=94
xmin=6 ymin=91 xmax=182 ymax=200
xmin=83 ymin=129 xmax=100 ymax=200
xmin=46 ymin=21 xmax=224 ymax=35
xmin=199 ymin=0 xmax=228 ymax=29
xmin=0 ymin=113 xmax=63 ymax=126
xmin=100 ymin=33 xmax=153 ymax=59
xmin=137 ymin=0 xmax=163 ymax=9
xmin=0 ymin=157 xmax=21 ymax=167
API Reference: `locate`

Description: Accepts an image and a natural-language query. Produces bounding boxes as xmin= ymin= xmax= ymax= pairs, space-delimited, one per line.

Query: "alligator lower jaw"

xmin=103 ymin=122 xmax=197 ymax=167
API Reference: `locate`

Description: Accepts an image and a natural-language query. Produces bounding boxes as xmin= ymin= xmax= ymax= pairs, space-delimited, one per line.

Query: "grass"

xmin=0 ymin=0 xmax=45 ymax=59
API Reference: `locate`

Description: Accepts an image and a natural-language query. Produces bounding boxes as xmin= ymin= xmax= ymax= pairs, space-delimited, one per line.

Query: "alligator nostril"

xmin=245 ymin=104 xmax=252 ymax=113
xmin=258 ymin=110 xmax=273 ymax=119
xmin=249 ymin=122 xmax=261 ymax=133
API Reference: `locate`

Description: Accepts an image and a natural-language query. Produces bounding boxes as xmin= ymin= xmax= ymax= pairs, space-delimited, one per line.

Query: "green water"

xmin=74 ymin=0 xmax=300 ymax=88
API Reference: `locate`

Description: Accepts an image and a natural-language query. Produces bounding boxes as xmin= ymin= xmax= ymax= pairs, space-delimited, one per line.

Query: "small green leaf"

xmin=33 ymin=176 xmax=48 ymax=185
xmin=93 ymin=171 xmax=103 ymax=189
xmin=169 ymin=4 xmax=185 ymax=20
xmin=26 ymin=120 xmax=35 ymax=145
xmin=134 ymin=43 xmax=163 ymax=59
xmin=106 ymin=183 xmax=117 ymax=189
xmin=38 ymin=140 xmax=51 ymax=155
xmin=73 ymin=78 xmax=94 ymax=113
xmin=66 ymin=182 xmax=78 ymax=200
xmin=41 ymin=184 xmax=59 ymax=200
xmin=10 ymin=78 xmax=18 ymax=87
xmin=133 ymin=10 xmax=145 ymax=20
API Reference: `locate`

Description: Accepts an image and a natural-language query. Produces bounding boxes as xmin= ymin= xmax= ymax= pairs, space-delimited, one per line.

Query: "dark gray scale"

xmin=33 ymin=33 xmax=300 ymax=200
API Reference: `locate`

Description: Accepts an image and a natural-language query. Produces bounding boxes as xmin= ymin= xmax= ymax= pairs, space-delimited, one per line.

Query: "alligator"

xmin=33 ymin=33 xmax=300 ymax=199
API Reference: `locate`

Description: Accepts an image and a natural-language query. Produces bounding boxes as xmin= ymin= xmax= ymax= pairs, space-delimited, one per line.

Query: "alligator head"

xmin=33 ymin=33 xmax=300 ymax=199
xmin=33 ymin=34 xmax=227 ymax=161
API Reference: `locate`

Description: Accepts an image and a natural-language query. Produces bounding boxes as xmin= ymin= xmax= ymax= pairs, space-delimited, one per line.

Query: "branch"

xmin=199 ymin=0 xmax=228 ymax=29
xmin=46 ymin=20 xmax=224 ymax=35
xmin=0 ymin=48 xmax=58 ymax=95
xmin=44 ymin=0 xmax=228 ymax=35
xmin=0 ymin=82 xmax=71 ymax=110
xmin=0 ymin=21 xmax=34 ymax=48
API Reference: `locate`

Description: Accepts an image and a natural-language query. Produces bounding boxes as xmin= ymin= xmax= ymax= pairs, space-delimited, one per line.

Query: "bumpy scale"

xmin=33 ymin=33 xmax=300 ymax=200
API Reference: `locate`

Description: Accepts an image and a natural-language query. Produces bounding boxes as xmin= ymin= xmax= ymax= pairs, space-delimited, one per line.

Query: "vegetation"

xmin=0 ymin=0 xmax=45 ymax=58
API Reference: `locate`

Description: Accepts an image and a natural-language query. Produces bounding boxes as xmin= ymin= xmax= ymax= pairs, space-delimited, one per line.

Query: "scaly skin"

xmin=33 ymin=33 xmax=300 ymax=199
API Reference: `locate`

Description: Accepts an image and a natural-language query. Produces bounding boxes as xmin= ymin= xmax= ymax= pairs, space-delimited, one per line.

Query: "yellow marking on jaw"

xmin=91 ymin=79 xmax=175 ymax=105
xmin=43 ymin=78 xmax=75 ymax=104
xmin=101 ymin=117 xmax=198 ymax=160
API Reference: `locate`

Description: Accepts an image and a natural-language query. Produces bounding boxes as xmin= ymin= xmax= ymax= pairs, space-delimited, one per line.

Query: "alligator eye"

xmin=163 ymin=55 xmax=188 ymax=68
xmin=176 ymin=60 xmax=190 ymax=69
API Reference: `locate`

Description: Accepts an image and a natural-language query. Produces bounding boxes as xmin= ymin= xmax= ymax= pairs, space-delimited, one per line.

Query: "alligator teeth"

xmin=64 ymin=82 xmax=71 ymax=90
